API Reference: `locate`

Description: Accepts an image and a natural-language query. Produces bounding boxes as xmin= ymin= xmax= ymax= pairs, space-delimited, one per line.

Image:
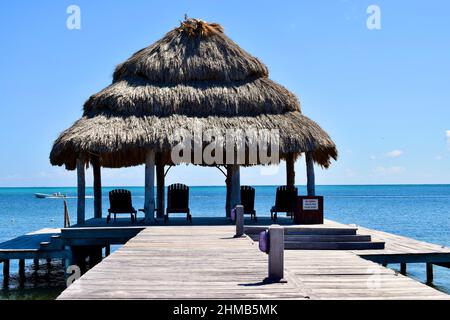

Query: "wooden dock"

xmin=0 ymin=228 xmax=67 ymax=260
xmin=58 ymin=225 xmax=450 ymax=300
xmin=0 ymin=228 xmax=69 ymax=283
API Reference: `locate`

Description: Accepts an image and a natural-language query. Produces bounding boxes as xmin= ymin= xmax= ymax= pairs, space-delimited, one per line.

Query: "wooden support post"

xmin=19 ymin=259 xmax=25 ymax=279
xmin=105 ymin=245 xmax=111 ymax=257
xmin=225 ymin=165 xmax=232 ymax=217
xmin=230 ymin=164 xmax=241 ymax=210
xmin=286 ymin=153 xmax=295 ymax=188
xmin=400 ymin=263 xmax=407 ymax=275
xmin=382 ymin=263 xmax=388 ymax=267
xmin=144 ymin=149 xmax=156 ymax=222
xmin=156 ymin=153 xmax=165 ymax=219
xmin=306 ymin=152 xmax=315 ymax=196
xmin=426 ymin=263 xmax=433 ymax=284
xmin=235 ymin=205 xmax=244 ymax=237
xmin=77 ymin=156 xmax=86 ymax=225
xmin=71 ymin=246 xmax=87 ymax=274
xmin=92 ymin=155 xmax=102 ymax=219
xmin=63 ymin=253 xmax=72 ymax=281
xmin=88 ymin=246 xmax=103 ymax=268
xmin=34 ymin=259 xmax=39 ymax=271
xmin=2 ymin=260 xmax=10 ymax=280
xmin=268 ymin=225 xmax=285 ymax=281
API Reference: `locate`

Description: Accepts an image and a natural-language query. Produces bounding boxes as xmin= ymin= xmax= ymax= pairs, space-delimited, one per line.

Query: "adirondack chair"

xmin=270 ymin=186 xmax=298 ymax=221
xmin=107 ymin=189 xmax=137 ymax=223
xmin=240 ymin=185 xmax=257 ymax=221
xmin=165 ymin=184 xmax=191 ymax=223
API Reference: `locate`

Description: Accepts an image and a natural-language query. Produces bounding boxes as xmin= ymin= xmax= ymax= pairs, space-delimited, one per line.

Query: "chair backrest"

xmin=109 ymin=189 xmax=133 ymax=212
xmin=167 ymin=184 xmax=189 ymax=209
xmin=240 ymin=185 xmax=255 ymax=214
xmin=274 ymin=186 xmax=298 ymax=212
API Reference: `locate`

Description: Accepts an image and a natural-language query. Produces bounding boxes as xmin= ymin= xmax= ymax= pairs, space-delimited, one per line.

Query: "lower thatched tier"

xmin=50 ymin=112 xmax=337 ymax=170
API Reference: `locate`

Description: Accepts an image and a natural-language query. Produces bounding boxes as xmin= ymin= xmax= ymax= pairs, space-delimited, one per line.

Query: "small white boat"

xmin=34 ymin=192 xmax=66 ymax=199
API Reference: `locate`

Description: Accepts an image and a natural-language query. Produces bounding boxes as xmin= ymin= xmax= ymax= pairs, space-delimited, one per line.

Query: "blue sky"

xmin=0 ymin=0 xmax=449 ymax=187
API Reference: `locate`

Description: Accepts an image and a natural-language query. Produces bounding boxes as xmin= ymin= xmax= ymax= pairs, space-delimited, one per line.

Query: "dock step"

xmin=245 ymin=226 xmax=358 ymax=236
xmin=285 ymin=241 xmax=385 ymax=250
xmin=40 ymin=235 xmax=64 ymax=251
xmin=245 ymin=225 xmax=384 ymax=250
xmin=248 ymin=234 xmax=372 ymax=242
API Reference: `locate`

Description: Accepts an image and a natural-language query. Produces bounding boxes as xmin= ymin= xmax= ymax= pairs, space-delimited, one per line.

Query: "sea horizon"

xmin=2 ymin=183 xmax=450 ymax=189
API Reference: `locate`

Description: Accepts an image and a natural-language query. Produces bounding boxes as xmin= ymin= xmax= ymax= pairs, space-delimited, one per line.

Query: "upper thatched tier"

xmin=50 ymin=18 xmax=337 ymax=170
xmin=112 ymin=19 xmax=268 ymax=84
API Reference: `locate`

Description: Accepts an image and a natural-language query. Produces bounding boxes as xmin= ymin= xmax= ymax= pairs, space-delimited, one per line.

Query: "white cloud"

xmin=446 ymin=130 xmax=450 ymax=147
xmin=370 ymin=155 xmax=376 ymax=160
xmin=374 ymin=166 xmax=406 ymax=175
xmin=435 ymin=155 xmax=443 ymax=161
xmin=385 ymin=150 xmax=403 ymax=158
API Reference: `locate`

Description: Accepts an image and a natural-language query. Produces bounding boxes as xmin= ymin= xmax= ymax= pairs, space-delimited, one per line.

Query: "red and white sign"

xmin=302 ymin=199 xmax=319 ymax=210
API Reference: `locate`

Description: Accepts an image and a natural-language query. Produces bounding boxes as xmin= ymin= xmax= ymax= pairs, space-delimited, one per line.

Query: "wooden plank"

xmin=58 ymin=225 xmax=449 ymax=300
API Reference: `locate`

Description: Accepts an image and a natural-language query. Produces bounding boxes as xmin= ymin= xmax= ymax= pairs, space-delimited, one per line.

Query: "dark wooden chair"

xmin=270 ymin=186 xmax=298 ymax=221
xmin=241 ymin=186 xmax=257 ymax=221
xmin=165 ymin=184 xmax=191 ymax=223
xmin=107 ymin=189 xmax=137 ymax=223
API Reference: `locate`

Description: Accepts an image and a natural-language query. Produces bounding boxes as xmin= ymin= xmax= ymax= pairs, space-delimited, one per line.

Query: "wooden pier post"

xmin=156 ymin=153 xmax=165 ymax=219
xmin=230 ymin=165 xmax=241 ymax=210
xmin=2 ymin=260 xmax=9 ymax=282
xmin=400 ymin=263 xmax=407 ymax=275
xmin=88 ymin=246 xmax=103 ymax=268
xmin=71 ymin=246 xmax=87 ymax=274
xmin=286 ymin=153 xmax=295 ymax=188
xmin=225 ymin=165 xmax=232 ymax=217
xmin=144 ymin=149 xmax=156 ymax=222
xmin=268 ymin=225 xmax=285 ymax=282
xmin=426 ymin=263 xmax=433 ymax=284
xmin=34 ymin=259 xmax=40 ymax=271
xmin=105 ymin=245 xmax=111 ymax=257
xmin=77 ymin=156 xmax=86 ymax=225
xmin=92 ymin=155 xmax=102 ymax=219
xmin=235 ymin=205 xmax=244 ymax=237
xmin=305 ymin=152 xmax=315 ymax=196
xmin=19 ymin=259 xmax=25 ymax=280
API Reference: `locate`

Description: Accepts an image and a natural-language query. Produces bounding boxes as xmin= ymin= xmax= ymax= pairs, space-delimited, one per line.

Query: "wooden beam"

xmin=230 ymin=164 xmax=241 ymax=210
xmin=92 ymin=155 xmax=102 ymax=219
xmin=225 ymin=165 xmax=232 ymax=217
xmin=426 ymin=263 xmax=433 ymax=284
xmin=306 ymin=152 xmax=315 ymax=196
xmin=286 ymin=153 xmax=295 ymax=188
xmin=77 ymin=157 xmax=86 ymax=225
xmin=156 ymin=153 xmax=165 ymax=219
xmin=144 ymin=149 xmax=155 ymax=222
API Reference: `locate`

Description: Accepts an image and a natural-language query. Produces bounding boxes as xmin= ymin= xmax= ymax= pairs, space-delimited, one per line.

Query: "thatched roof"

xmin=50 ymin=18 xmax=337 ymax=170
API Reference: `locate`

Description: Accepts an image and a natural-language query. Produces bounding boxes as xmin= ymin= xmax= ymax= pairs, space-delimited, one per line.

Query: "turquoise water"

xmin=0 ymin=185 xmax=449 ymax=298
